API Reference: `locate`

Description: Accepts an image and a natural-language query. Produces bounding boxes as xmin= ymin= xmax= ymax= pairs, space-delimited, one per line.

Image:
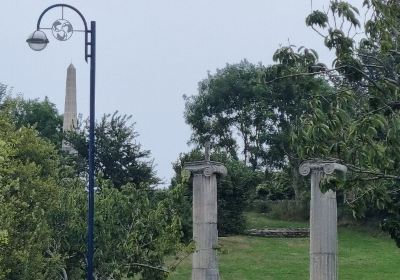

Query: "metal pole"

xmin=30 ymin=4 xmax=96 ymax=278
xmin=87 ymin=20 xmax=96 ymax=280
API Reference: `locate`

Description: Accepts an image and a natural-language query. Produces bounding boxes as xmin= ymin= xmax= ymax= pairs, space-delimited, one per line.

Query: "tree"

xmin=215 ymin=153 xmax=264 ymax=234
xmin=0 ymin=112 xmax=183 ymax=279
xmin=0 ymin=115 xmax=64 ymax=279
xmin=0 ymin=87 xmax=184 ymax=278
xmin=66 ymin=112 xmax=159 ymax=188
xmin=184 ymin=61 xmax=270 ymax=169
xmin=289 ymin=0 xmax=400 ymax=246
xmin=184 ymin=59 xmax=330 ymax=200
xmin=51 ymin=178 xmax=183 ymax=279
xmin=171 ymin=148 xmax=263 ymax=236
xmin=0 ymin=95 xmax=63 ymax=147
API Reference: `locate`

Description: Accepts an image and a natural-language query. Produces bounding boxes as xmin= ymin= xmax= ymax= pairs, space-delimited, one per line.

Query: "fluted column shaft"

xmin=310 ymin=170 xmax=337 ymax=280
xmin=185 ymin=161 xmax=227 ymax=280
xmin=299 ymin=160 xmax=347 ymax=280
xmin=192 ymin=173 xmax=218 ymax=280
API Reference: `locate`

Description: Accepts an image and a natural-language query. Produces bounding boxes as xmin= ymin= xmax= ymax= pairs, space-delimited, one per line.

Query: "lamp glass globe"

xmin=26 ymin=30 xmax=49 ymax=51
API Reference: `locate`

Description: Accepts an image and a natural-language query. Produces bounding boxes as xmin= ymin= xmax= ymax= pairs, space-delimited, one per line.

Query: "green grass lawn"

xmin=167 ymin=212 xmax=400 ymax=280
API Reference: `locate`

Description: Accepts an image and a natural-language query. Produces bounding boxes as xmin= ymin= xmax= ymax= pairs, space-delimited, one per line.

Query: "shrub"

xmin=268 ymin=200 xmax=309 ymax=221
xmin=250 ymin=199 xmax=271 ymax=213
xmin=171 ymin=149 xmax=264 ymax=237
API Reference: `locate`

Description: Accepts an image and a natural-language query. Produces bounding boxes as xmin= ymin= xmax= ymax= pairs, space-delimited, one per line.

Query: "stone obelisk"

xmin=184 ymin=143 xmax=227 ymax=280
xmin=299 ymin=160 xmax=347 ymax=280
xmin=62 ymin=63 xmax=77 ymax=152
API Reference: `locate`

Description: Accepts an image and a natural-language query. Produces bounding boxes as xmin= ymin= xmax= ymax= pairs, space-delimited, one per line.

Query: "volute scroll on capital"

xmin=299 ymin=162 xmax=312 ymax=176
xmin=184 ymin=161 xmax=227 ymax=177
xmin=299 ymin=160 xmax=347 ymax=177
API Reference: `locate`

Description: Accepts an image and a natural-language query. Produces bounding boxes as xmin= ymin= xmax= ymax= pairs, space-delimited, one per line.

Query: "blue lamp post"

xmin=27 ymin=4 xmax=96 ymax=280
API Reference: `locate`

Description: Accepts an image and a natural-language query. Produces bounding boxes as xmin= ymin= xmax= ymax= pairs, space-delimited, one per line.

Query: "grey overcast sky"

xmin=0 ymin=0 xmax=361 ymax=185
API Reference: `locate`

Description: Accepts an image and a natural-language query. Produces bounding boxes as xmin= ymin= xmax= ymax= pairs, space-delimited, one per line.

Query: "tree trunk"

xmin=291 ymin=161 xmax=301 ymax=202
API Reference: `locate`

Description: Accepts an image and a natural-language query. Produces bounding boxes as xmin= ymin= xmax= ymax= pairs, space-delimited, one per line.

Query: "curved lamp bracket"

xmin=36 ymin=4 xmax=91 ymax=62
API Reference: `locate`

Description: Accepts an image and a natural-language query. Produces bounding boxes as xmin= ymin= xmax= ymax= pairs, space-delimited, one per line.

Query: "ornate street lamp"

xmin=26 ymin=30 xmax=49 ymax=51
xmin=27 ymin=4 xmax=97 ymax=280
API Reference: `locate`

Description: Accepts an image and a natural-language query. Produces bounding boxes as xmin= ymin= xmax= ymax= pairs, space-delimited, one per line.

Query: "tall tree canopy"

xmin=0 ymin=86 xmax=183 ymax=278
xmin=0 ymin=94 xmax=63 ymax=147
xmin=171 ymin=148 xmax=263 ymax=236
xmin=184 ymin=59 xmax=330 ymax=199
xmin=66 ymin=112 xmax=159 ymax=188
xmin=0 ymin=114 xmax=62 ymax=280
xmin=290 ymin=0 xmax=400 ymax=246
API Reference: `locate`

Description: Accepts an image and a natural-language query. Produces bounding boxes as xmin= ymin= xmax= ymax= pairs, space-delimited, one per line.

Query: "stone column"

xmin=299 ymin=160 xmax=347 ymax=280
xmin=184 ymin=144 xmax=227 ymax=280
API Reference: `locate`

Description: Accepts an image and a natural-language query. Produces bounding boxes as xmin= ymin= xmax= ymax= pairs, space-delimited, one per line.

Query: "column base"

xmin=310 ymin=253 xmax=337 ymax=280
xmin=192 ymin=268 xmax=219 ymax=280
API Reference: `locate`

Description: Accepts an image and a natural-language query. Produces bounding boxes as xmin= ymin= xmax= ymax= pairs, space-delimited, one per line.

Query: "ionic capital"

xmin=299 ymin=159 xmax=347 ymax=177
xmin=184 ymin=161 xmax=227 ymax=177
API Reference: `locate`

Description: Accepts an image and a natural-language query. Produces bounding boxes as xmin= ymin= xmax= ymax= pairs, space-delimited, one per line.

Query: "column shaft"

xmin=192 ymin=173 xmax=219 ymax=280
xmin=310 ymin=171 xmax=337 ymax=280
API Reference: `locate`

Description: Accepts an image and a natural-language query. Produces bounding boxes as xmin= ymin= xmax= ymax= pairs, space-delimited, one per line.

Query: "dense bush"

xmin=171 ymin=149 xmax=263 ymax=237
xmin=256 ymin=180 xmax=295 ymax=201
xmin=216 ymin=156 xmax=263 ymax=235
xmin=251 ymin=199 xmax=271 ymax=213
xmin=267 ymin=200 xmax=309 ymax=221
xmin=0 ymin=91 xmax=183 ymax=279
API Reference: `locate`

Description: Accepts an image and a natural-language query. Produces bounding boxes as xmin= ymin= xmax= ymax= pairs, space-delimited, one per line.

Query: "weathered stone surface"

xmin=62 ymin=63 xmax=77 ymax=153
xmin=192 ymin=269 xmax=219 ymax=280
xmin=192 ymin=175 xmax=218 ymax=223
xmin=299 ymin=160 xmax=347 ymax=177
xmin=246 ymin=228 xmax=309 ymax=238
xmin=184 ymin=144 xmax=226 ymax=280
xmin=299 ymin=160 xmax=347 ymax=280
xmin=184 ymin=161 xmax=227 ymax=177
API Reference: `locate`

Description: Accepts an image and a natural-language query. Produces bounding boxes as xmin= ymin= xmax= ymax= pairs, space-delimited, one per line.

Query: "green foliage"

xmin=256 ymin=171 xmax=295 ymax=201
xmin=330 ymin=1 xmax=360 ymax=27
xmin=52 ymin=179 xmax=183 ymax=279
xmin=0 ymin=95 xmax=63 ymax=147
xmin=184 ymin=58 xmax=330 ymax=203
xmin=169 ymin=214 xmax=400 ymax=280
xmin=382 ymin=218 xmax=400 ymax=247
xmin=66 ymin=112 xmax=159 ymax=188
xmin=0 ymin=115 xmax=63 ymax=279
xmin=267 ymin=200 xmax=309 ymax=221
xmin=184 ymin=61 xmax=270 ymax=168
xmin=171 ymin=149 xmax=263 ymax=236
xmin=299 ymin=0 xmax=400 ymax=247
xmin=306 ymin=11 xmax=328 ymax=28
xmin=0 ymin=100 xmax=183 ymax=278
xmin=215 ymin=153 xmax=264 ymax=235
